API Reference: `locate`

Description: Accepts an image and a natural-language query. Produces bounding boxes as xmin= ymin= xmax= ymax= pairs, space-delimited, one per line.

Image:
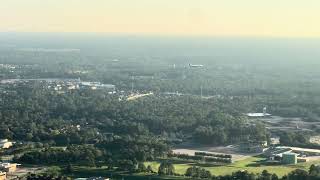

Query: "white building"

xmin=0 ymin=139 xmax=13 ymax=149
xmin=247 ymin=107 xmax=271 ymax=118
xmin=246 ymin=113 xmax=272 ymax=118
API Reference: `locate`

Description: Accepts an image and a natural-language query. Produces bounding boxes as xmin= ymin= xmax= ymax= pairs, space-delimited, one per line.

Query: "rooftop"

xmin=247 ymin=113 xmax=271 ymax=117
xmin=0 ymin=139 xmax=8 ymax=143
xmin=278 ymin=146 xmax=320 ymax=154
xmin=0 ymin=163 xmax=18 ymax=168
xmin=283 ymin=152 xmax=298 ymax=156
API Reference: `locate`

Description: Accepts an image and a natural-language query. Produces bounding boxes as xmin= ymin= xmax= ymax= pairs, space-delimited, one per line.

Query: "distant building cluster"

xmin=238 ymin=139 xmax=320 ymax=165
xmin=0 ymin=64 xmax=37 ymax=74
xmin=0 ymin=64 xmax=17 ymax=70
xmin=263 ymin=146 xmax=319 ymax=164
xmin=0 ymin=78 xmax=116 ymax=93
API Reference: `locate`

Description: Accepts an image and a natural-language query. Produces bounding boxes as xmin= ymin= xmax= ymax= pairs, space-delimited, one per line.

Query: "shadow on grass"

xmin=157 ymin=158 xmax=228 ymax=167
xmin=193 ymin=163 xmax=225 ymax=168
xmin=245 ymin=155 xmax=283 ymax=167
xmin=71 ymin=168 xmax=186 ymax=180
xmin=246 ymin=162 xmax=268 ymax=167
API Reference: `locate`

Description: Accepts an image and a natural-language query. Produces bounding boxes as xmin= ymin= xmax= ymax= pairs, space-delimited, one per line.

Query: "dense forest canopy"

xmin=1 ymin=34 xmax=320 ymax=145
xmin=1 ymin=34 xmax=320 ymax=179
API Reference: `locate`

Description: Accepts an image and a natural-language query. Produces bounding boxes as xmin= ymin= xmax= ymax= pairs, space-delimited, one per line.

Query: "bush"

xmin=185 ymin=166 xmax=211 ymax=179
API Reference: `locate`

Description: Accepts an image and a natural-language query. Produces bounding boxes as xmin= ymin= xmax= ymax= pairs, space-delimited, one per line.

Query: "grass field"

xmin=70 ymin=166 xmax=185 ymax=180
xmin=57 ymin=156 xmax=320 ymax=179
xmin=145 ymin=156 xmax=320 ymax=177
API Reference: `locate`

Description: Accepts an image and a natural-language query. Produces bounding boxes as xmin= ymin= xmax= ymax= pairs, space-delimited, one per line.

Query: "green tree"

xmin=287 ymin=169 xmax=308 ymax=180
xmin=158 ymin=161 xmax=175 ymax=176
xmin=65 ymin=163 xmax=73 ymax=174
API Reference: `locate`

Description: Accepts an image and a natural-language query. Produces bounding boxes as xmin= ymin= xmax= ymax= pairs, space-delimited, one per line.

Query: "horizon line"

xmin=1 ymin=31 xmax=320 ymax=39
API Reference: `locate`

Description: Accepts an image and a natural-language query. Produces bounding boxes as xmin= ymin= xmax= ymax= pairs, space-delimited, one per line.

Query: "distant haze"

xmin=2 ymin=33 xmax=320 ymax=66
xmin=1 ymin=0 xmax=320 ymax=37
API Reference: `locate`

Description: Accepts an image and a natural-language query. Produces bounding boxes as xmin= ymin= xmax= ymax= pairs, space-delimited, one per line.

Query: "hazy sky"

xmin=1 ymin=0 xmax=319 ymax=37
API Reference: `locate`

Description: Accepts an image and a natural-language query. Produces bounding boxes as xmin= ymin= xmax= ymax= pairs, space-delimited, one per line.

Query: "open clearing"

xmin=145 ymin=156 xmax=320 ymax=177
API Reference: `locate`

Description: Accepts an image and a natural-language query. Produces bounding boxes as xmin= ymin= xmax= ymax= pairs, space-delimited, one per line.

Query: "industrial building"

xmin=282 ymin=153 xmax=298 ymax=164
xmin=264 ymin=146 xmax=316 ymax=164
xmin=247 ymin=113 xmax=272 ymax=118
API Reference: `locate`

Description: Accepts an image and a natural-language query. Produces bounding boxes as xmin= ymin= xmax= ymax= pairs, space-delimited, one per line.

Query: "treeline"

xmin=18 ymin=145 xmax=103 ymax=166
xmin=279 ymin=131 xmax=320 ymax=149
xmin=18 ymin=135 xmax=169 ymax=171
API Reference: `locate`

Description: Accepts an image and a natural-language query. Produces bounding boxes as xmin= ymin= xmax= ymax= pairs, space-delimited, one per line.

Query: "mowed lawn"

xmin=145 ymin=156 xmax=320 ymax=177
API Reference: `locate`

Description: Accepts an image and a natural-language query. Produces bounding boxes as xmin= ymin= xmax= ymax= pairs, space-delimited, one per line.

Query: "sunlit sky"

xmin=1 ymin=0 xmax=320 ymax=37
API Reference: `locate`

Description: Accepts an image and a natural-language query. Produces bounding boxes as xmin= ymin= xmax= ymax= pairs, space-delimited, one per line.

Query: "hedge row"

xmin=169 ymin=153 xmax=232 ymax=163
xmin=195 ymin=151 xmax=232 ymax=159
